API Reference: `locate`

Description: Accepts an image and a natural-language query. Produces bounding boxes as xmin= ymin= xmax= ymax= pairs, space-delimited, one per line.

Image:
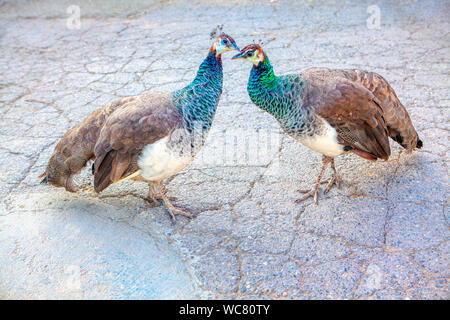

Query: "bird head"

xmin=231 ymin=44 xmax=265 ymax=66
xmin=211 ymin=33 xmax=240 ymax=56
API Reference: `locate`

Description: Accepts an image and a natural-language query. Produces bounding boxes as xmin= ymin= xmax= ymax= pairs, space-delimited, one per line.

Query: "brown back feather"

xmin=42 ymin=96 xmax=137 ymax=191
xmin=325 ymin=69 xmax=422 ymax=151
xmin=302 ymin=70 xmax=391 ymax=160
xmin=93 ymin=91 xmax=183 ymax=193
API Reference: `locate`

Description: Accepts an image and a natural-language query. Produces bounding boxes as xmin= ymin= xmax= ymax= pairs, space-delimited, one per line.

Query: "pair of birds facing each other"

xmin=40 ymin=33 xmax=422 ymax=223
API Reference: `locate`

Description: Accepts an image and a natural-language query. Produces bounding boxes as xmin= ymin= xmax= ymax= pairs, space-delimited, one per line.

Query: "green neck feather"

xmin=248 ymin=57 xmax=284 ymax=118
xmin=247 ymin=55 xmax=305 ymax=124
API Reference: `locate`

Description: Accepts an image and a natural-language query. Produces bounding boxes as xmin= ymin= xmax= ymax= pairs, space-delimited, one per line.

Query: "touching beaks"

xmin=231 ymin=51 xmax=245 ymax=60
xmin=231 ymin=42 xmax=240 ymax=51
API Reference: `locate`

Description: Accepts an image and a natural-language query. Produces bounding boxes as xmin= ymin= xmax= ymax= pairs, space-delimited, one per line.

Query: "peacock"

xmin=233 ymin=44 xmax=422 ymax=203
xmin=40 ymin=32 xmax=239 ymax=222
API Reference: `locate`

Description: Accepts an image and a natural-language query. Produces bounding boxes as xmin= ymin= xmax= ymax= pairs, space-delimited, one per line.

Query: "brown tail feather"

xmin=93 ymin=150 xmax=131 ymax=193
xmin=94 ymin=151 xmax=115 ymax=193
xmin=348 ymin=70 xmax=422 ymax=151
xmin=350 ymin=149 xmax=377 ymax=161
xmin=363 ymin=122 xmax=391 ymax=160
xmin=41 ymin=96 xmax=135 ymax=193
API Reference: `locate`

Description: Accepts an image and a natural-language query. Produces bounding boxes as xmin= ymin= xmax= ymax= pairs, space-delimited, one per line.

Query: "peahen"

xmin=40 ymin=32 xmax=239 ymax=222
xmin=233 ymin=44 xmax=422 ymax=203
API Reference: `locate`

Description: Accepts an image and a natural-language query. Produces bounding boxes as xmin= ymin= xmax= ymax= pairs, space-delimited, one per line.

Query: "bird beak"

xmin=231 ymin=42 xmax=240 ymax=52
xmin=232 ymin=51 xmax=245 ymax=60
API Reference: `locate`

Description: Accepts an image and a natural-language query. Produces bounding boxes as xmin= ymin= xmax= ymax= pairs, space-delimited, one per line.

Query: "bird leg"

xmin=153 ymin=183 xmax=194 ymax=224
xmin=296 ymin=155 xmax=337 ymax=204
xmin=158 ymin=184 xmax=178 ymax=202
xmin=324 ymin=158 xmax=342 ymax=194
xmin=144 ymin=182 xmax=177 ymax=205
xmin=144 ymin=183 xmax=161 ymax=206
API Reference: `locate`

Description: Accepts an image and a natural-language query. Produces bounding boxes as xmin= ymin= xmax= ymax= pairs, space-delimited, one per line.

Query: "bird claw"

xmin=296 ymin=171 xmax=342 ymax=203
xmin=324 ymin=174 xmax=342 ymax=194
xmin=295 ymin=189 xmax=319 ymax=204
xmin=144 ymin=193 xmax=177 ymax=205
xmin=144 ymin=194 xmax=194 ymax=223
xmin=295 ymin=156 xmax=343 ymax=204
xmin=158 ymin=195 xmax=178 ymax=202
xmin=167 ymin=206 xmax=196 ymax=224
xmin=159 ymin=186 xmax=178 ymax=199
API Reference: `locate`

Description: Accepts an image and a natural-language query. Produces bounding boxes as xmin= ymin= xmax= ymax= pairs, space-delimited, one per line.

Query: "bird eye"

xmin=223 ymin=39 xmax=228 ymax=44
xmin=246 ymin=51 xmax=253 ymax=57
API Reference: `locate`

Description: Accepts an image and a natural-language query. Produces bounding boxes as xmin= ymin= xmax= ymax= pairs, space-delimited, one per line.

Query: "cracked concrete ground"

xmin=0 ymin=0 xmax=448 ymax=299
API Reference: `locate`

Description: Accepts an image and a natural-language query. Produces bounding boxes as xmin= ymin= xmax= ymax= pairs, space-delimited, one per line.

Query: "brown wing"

xmin=93 ymin=91 xmax=183 ymax=192
xmin=42 ymin=96 xmax=137 ymax=192
xmin=302 ymin=73 xmax=391 ymax=160
xmin=322 ymin=69 xmax=422 ymax=151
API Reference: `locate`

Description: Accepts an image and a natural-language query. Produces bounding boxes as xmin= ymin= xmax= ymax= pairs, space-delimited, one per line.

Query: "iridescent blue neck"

xmin=191 ymin=50 xmax=222 ymax=85
xmin=171 ymin=49 xmax=223 ymax=131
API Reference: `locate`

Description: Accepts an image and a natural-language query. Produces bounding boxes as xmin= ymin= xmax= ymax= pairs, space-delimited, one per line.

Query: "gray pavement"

xmin=0 ymin=0 xmax=448 ymax=299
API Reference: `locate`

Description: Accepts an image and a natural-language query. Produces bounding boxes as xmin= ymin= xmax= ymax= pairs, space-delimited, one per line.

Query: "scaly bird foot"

xmin=324 ymin=174 xmax=342 ymax=194
xmin=295 ymin=179 xmax=331 ymax=204
xmin=295 ymin=188 xmax=320 ymax=204
xmin=165 ymin=205 xmax=196 ymax=224
xmin=144 ymin=192 xmax=177 ymax=205
xmin=295 ymin=155 xmax=342 ymax=205
xmin=153 ymin=185 xmax=195 ymax=224
xmin=295 ymin=174 xmax=342 ymax=204
xmin=144 ymin=193 xmax=193 ymax=223
xmin=143 ymin=195 xmax=161 ymax=207
xmin=155 ymin=185 xmax=178 ymax=201
xmin=152 ymin=194 xmax=179 ymax=202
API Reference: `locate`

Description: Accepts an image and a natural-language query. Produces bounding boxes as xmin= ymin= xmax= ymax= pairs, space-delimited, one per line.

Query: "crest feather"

xmin=210 ymin=24 xmax=224 ymax=39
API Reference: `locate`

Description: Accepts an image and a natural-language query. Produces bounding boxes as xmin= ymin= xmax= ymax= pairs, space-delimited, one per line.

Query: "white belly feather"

xmin=298 ymin=119 xmax=345 ymax=158
xmin=138 ymin=136 xmax=193 ymax=182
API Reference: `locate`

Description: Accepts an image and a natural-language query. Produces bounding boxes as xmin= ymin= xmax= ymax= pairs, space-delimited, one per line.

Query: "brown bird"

xmin=40 ymin=32 xmax=240 ymax=222
xmin=233 ymin=44 xmax=423 ymax=203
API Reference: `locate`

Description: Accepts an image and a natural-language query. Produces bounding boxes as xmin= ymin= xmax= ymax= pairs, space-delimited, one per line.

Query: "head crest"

xmin=210 ymin=24 xmax=224 ymax=39
xmin=251 ymin=37 xmax=276 ymax=47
